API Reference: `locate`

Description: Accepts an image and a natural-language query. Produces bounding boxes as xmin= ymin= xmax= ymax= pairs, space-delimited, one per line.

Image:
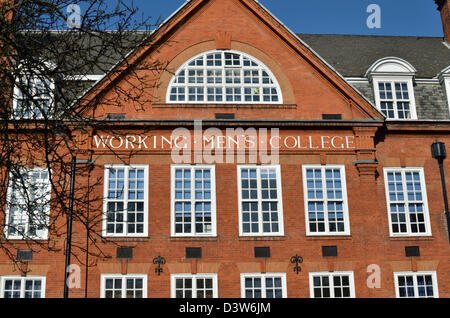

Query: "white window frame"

xmin=240 ymin=273 xmax=287 ymax=298
xmin=166 ymin=50 xmax=283 ymax=104
xmin=302 ymin=165 xmax=350 ymax=236
xmin=4 ymin=168 xmax=51 ymax=240
xmin=102 ymin=165 xmax=149 ymax=237
xmin=438 ymin=67 xmax=450 ymax=115
xmin=13 ymin=74 xmax=55 ymax=120
xmin=237 ymin=165 xmax=284 ymax=237
xmin=170 ymin=165 xmax=217 ymax=237
xmin=170 ymin=274 xmax=218 ymax=298
xmin=394 ymin=271 xmax=439 ymax=298
xmin=0 ymin=276 xmax=46 ymax=298
xmin=100 ymin=274 xmax=147 ymax=298
xmin=383 ymin=167 xmax=432 ymax=237
xmin=309 ymin=271 xmax=355 ymax=298
xmin=444 ymin=77 xmax=450 ymax=114
xmin=372 ymin=76 xmax=418 ymax=120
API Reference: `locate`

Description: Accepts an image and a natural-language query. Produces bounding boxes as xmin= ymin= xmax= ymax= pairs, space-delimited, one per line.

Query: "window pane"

xmin=378 ymin=81 xmax=412 ymax=120
xmin=15 ymin=77 xmax=52 ymax=119
xmin=385 ymin=169 xmax=428 ymax=235
xmin=173 ymin=167 xmax=215 ymax=236
xmin=305 ymin=167 xmax=347 ymax=234
xmin=396 ymin=273 xmax=436 ymax=298
xmin=240 ymin=166 xmax=282 ymax=235
xmin=174 ymin=276 xmax=214 ymax=298
xmin=2 ymin=278 xmax=44 ymax=298
xmin=105 ymin=166 xmax=146 ymax=236
xmin=311 ymin=274 xmax=353 ymax=298
xmin=6 ymin=169 xmax=50 ymax=239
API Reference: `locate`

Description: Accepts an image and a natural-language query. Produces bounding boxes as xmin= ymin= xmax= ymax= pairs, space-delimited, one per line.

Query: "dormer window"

xmin=13 ymin=75 xmax=54 ymax=119
xmin=167 ymin=50 xmax=283 ymax=104
xmin=366 ymin=57 xmax=417 ymax=120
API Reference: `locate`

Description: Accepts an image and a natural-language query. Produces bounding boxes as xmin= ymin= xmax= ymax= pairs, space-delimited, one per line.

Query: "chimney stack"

xmin=436 ymin=0 xmax=450 ymax=43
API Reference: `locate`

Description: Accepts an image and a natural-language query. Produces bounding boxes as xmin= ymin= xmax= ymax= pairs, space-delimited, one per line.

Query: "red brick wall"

xmin=2 ymin=127 xmax=449 ymax=298
xmin=0 ymin=0 xmax=449 ymax=299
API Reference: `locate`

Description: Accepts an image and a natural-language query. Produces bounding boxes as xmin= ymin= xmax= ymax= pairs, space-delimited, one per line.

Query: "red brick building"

xmin=1 ymin=0 xmax=450 ymax=298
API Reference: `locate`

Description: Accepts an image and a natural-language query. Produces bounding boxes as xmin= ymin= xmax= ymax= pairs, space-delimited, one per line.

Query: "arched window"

xmin=167 ymin=50 xmax=283 ymax=104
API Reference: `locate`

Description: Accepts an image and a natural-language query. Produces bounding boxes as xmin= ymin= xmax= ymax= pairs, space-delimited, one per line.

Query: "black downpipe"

xmin=64 ymin=156 xmax=76 ymax=298
xmin=438 ymin=158 xmax=450 ymax=243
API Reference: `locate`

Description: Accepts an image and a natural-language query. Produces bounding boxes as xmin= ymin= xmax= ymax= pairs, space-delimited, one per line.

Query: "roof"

xmin=73 ymin=33 xmax=450 ymax=79
xmin=18 ymin=30 xmax=148 ymax=76
xmin=297 ymin=34 xmax=450 ymax=78
xmin=24 ymin=31 xmax=450 ymax=81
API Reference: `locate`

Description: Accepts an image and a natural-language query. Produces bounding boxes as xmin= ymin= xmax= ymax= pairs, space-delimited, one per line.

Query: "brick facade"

xmin=1 ymin=0 xmax=449 ymax=299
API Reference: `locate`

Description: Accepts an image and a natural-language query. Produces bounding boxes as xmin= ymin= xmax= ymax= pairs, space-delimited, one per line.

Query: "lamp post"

xmin=431 ymin=140 xmax=450 ymax=243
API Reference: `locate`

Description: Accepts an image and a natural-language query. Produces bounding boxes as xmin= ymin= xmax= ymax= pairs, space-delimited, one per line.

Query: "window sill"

xmin=385 ymin=118 xmax=419 ymax=121
xmin=238 ymin=236 xmax=286 ymax=241
xmin=1 ymin=237 xmax=49 ymax=242
xmin=101 ymin=236 xmax=151 ymax=242
xmin=153 ymin=103 xmax=297 ymax=109
xmin=389 ymin=236 xmax=434 ymax=241
xmin=305 ymin=235 xmax=352 ymax=241
xmin=170 ymin=236 xmax=219 ymax=242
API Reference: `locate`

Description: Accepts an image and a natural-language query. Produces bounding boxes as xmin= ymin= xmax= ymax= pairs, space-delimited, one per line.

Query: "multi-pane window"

xmin=103 ymin=165 xmax=148 ymax=237
xmin=171 ymin=274 xmax=217 ymax=298
xmin=303 ymin=165 xmax=350 ymax=235
xmin=394 ymin=272 xmax=438 ymax=298
xmin=0 ymin=277 xmax=45 ymax=298
xmin=167 ymin=50 xmax=282 ymax=104
xmin=5 ymin=168 xmax=51 ymax=239
xmin=101 ymin=275 xmax=147 ymax=298
xmin=238 ymin=165 xmax=284 ymax=236
xmin=309 ymin=272 xmax=355 ymax=298
xmin=383 ymin=168 xmax=431 ymax=236
xmin=241 ymin=274 xmax=287 ymax=298
xmin=14 ymin=75 xmax=53 ymax=119
xmin=171 ymin=166 xmax=216 ymax=237
xmin=374 ymin=80 xmax=416 ymax=120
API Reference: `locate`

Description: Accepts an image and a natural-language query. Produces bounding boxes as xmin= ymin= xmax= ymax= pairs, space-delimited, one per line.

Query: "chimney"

xmin=436 ymin=0 xmax=450 ymax=43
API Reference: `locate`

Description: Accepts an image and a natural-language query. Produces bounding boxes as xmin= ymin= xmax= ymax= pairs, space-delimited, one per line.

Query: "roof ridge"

xmin=297 ymin=33 xmax=444 ymax=39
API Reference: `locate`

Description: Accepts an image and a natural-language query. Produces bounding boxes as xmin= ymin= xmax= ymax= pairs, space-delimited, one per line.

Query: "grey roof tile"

xmin=298 ymin=34 xmax=450 ymax=78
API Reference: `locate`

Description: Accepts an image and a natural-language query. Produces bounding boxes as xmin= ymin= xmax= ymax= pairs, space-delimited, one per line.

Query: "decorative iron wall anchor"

xmin=290 ymin=254 xmax=303 ymax=274
xmin=153 ymin=255 xmax=166 ymax=275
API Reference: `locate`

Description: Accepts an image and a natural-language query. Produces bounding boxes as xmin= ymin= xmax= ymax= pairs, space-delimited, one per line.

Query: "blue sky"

xmin=131 ymin=0 xmax=443 ymax=37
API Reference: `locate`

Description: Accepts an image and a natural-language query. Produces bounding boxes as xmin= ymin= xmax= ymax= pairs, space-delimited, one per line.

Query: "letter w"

xmin=93 ymin=135 xmax=109 ymax=149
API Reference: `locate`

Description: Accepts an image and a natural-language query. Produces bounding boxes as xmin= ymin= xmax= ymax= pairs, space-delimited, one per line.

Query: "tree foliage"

xmin=0 ymin=0 xmax=164 ymax=273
